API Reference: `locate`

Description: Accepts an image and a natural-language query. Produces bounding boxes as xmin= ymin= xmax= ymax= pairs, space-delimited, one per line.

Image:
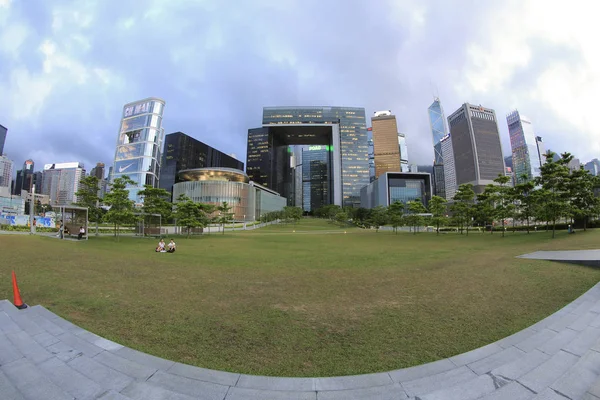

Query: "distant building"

xmin=585 ymin=159 xmax=600 ymax=176
xmin=507 ymin=111 xmax=543 ymax=184
xmin=112 ymin=97 xmax=165 ymax=204
xmin=13 ymin=159 xmax=35 ymax=196
xmin=428 ymin=98 xmax=449 ymax=199
xmin=568 ymin=158 xmax=581 ymax=172
xmin=367 ymin=127 xmax=375 ymax=182
xmin=0 ymin=124 xmax=6 ymax=156
xmin=441 ymin=134 xmax=457 ymax=200
xmin=447 ymin=103 xmax=505 ymax=194
xmin=90 ymin=163 xmax=106 ymax=180
xmin=504 ymin=155 xmax=513 ymax=169
xmin=0 ymin=155 xmax=14 ymax=197
xmin=505 ymin=167 xmax=515 ymax=187
xmin=302 ymin=145 xmax=331 ymax=212
xmin=372 ymin=111 xmax=402 ymax=178
xmin=173 ymin=168 xmax=286 ymax=222
xmin=41 ymin=162 xmax=86 ymax=205
xmin=360 ymin=172 xmax=432 ymax=209
xmin=159 ymin=132 xmax=244 ymax=197
xmin=398 ymin=133 xmax=409 ymax=172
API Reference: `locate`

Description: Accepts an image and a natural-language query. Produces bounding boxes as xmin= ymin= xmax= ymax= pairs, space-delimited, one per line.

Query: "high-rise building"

xmin=507 ymin=111 xmax=543 ymax=184
xmin=13 ymin=159 xmax=35 ymax=196
xmin=428 ymin=98 xmax=449 ymax=199
xmin=447 ymin=103 xmax=505 ymax=193
xmin=568 ymin=158 xmax=581 ymax=172
xmin=372 ymin=111 xmax=401 ymax=178
xmin=504 ymin=155 xmax=513 ymax=169
xmin=367 ymin=127 xmax=375 ymax=182
xmin=0 ymin=155 xmax=14 ymax=197
xmin=90 ymin=163 xmax=106 ymax=180
xmin=585 ymin=159 xmax=600 ymax=176
xmin=41 ymin=162 xmax=86 ymax=205
xmin=361 ymin=172 xmax=432 ymax=209
xmin=440 ymin=134 xmax=457 ymax=200
xmin=398 ymin=133 xmax=409 ymax=172
xmin=302 ymin=145 xmax=331 ymax=212
xmin=159 ymin=132 xmax=244 ymax=197
xmin=535 ymin=136 xmax=546 ymax=166
xmin=112 ymin=97 xmax=165 ymax=204
xmin=248 ymin=106 xmax=368 ymax=208
xmin=0 ymin=124 xmax=6 ymax=156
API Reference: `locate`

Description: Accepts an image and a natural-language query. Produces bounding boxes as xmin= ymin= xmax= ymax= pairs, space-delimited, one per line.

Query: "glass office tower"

xmin=0 ymin=124 xmax=6 ymax=155
xmin=428 ymin=98 xmax=448 ymax=198
xmin=302 ymin=146 xmax=331 ymax=212
xmin=260 ymin=106 xmax=368 ymax=208
xmin=507 ymin=110 xmax=542 ymax=185
xmin=112 ymin=98 xmax=165 ymax=203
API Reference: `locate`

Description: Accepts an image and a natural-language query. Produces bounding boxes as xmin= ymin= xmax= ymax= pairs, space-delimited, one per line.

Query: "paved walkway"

xmin=518 ymin=250 xmax=600 ymax=267
xmin=3 ymin=249 xmax=600 ymax=399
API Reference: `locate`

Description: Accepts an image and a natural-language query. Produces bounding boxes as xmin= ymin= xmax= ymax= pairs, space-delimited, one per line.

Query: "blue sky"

xmin=0 ymin=0 xmax=598 ymax=173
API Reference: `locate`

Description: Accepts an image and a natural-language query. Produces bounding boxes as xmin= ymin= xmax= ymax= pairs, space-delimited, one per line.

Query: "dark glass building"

xmin=159 ymin=132 xmax=244 ymax=197
xmin=0 ymin=124 xmax=6 ymax=155
xmin=13 ymin=159 xmax=35 ymax=196
xmin=248 ymin=106 xmax=368 ymax=208
xmin=428 ymin=98 xmax=449 ymax=199
xmin=447 ymin=103 xmax=505 ymax=193
xmin=360 ymin=172 xmax=432 ymax=209
xmin=302 ymin=146 xmax=332 ymax=212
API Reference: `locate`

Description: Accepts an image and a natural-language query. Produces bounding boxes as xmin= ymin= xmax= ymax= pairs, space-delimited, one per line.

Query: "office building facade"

xmin=428 ymin=98 xmax=449 ymax=199
xmin=441 ymin=134 xmax=457 ymax=200
xmin=41 ymin=162 xmax=86 ymax=205
xmin=507 ymin=111 xmax=543 ymax=184
xmin=447 ymin=103 xmax=505 ymax=193
xmin=0 ymin=155 xmax=14 ymax=197
xmin=398 ymin=133 xmax=409 ymax=172
xmin=372 ymin=111 xmax=402 ymax=177
xmin=0 ymin=124 xmax=6 ymax=155
xmin=90 ymin=163 xmax=106 ymax=180
xmin=13 ymin=159 xmax=35 ymax=196
xmin=367 ymin=127 xmax=375 ymax=182
xmin=173 ymin=167 xmax=286 ymax=222
xmin=302 ymin=145 xmax=331 ymax=212
xmin=247 ymin=106 xmax=368 ymax=208
xmin=585 ymin=159 xmax=600 ymax=176
xmin=361 ymin=172 xmax=432 ymax=209
xmin=112 ymin=97 xmax=165 ymax=204
xmin=159 ymin=132 xmax=244 ymax=197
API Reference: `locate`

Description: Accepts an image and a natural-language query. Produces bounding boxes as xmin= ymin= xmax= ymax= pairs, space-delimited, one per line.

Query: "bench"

xmin=144 ymin=227 xmax=165 ymax=237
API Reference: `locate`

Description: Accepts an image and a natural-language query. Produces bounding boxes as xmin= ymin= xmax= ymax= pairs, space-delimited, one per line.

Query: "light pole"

xmin=29 ymin=185 xmax=36 ymax=235
xmin=243 ymin=214 xmax=246 ymax=230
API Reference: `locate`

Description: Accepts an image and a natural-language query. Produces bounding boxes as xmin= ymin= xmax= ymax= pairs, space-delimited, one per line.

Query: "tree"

xmin=568 ymin=167 xmax=600 ymax=231
xmin=405 ymin=200 xmax=428 ymax=234
xmin=74 ymin=175 xmax=103 ymax=235
xmin=428 ymin=196 xmax=447 ymax=235
xmin=513 ymin=176 xmax=537 ymax=233
xmin=474 ymin=186 xmax=496 ymax=234
xmin=535 ymin=152 xmax=572 ymax=238
xmin=138 ymin=185 xmax=172 ymax=226
xmin=368 ymin=206 xmax=388 ymax=232
xmin=355 ymin=207 xmax=371 ymax=228
xmin=283 ymin=206 xmax=303 ymax=224
xmin=387 ymin=201 xmax=404 ymax=234
xmin=217 ymin=202 xmax=233 ymax=235
xmin=491 ymin=175 xmax=515 ymax=237
xmin=335 ymin=211 xmax=349 ymax=226
xmin=173 ymin=194 xmax=205 ymax=238
xmin=451 ymin=184 xmax=475 ymax=235
xmin=103 ymin=176 xmax=137 ymax=239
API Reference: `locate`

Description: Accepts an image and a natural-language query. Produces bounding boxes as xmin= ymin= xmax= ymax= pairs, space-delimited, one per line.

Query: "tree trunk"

xmin=552 ymin=218 xmax=556 ymax=238
xmin=436 ymin=221 xmax=440 ymax=235
xmin=526 ymin=216 xmax=530 ymax=234
xmin=584 ymin=216 xmax=588 ymax=231
xmin=502 ymin=220 xmax=505 ymax=237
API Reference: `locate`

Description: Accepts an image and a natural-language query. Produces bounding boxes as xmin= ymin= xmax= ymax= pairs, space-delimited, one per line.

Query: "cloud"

xmin=0 ymin=0 xmax=598 ymax=181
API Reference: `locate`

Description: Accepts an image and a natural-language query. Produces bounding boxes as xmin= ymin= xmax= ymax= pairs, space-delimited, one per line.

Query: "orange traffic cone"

xmin=11 ymin=271 xmax=27 ymax=309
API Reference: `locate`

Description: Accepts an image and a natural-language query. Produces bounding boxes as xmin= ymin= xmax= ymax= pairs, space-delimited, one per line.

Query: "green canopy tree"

xmin=405 ymin=200 xmax=428 ymax=234
xmin=513 ymin=175 xmax=537 ymax=233
xmin=137 ymin=185 xmax=172 ymax=227
xmin=535 ymin=152 xmax=572 ymax=238
xmin=335 ymin=210 xmax=349 ymax=226
xmin=451 ymin=184 xmax=475 ymax=235
xmin=354 ymin=207 xmax=371 ymax=228
xmin=568 ymin=167 xmax=600 ymax=231
xmin=368 ymin=206 xmax=388 ymax=232
xmin=283 ymin=206 xmax=303 ymax=224
xmin=74 ymin=175 xmax=103 ymax=235
xmin=174 ymin=194 xmax=205 ymax=238
xmin=103 ymin=176 xmax=137 ymax=239
xmin=428 ymin=195 xmax=447 ymax=235
xmin=474 ymin=186 xmax=495 ymax=234
xmin=217 ymin=201 xmax=234 ymax=235
xmin=491 ymin=175 xmax=515 ymax=237
xmin=387 ymin=201 xmax=404 ymax=234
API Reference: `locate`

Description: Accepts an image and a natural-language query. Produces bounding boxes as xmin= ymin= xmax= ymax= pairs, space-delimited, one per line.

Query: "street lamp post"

xmin=29 ymin=185 xmax=36 ymax=235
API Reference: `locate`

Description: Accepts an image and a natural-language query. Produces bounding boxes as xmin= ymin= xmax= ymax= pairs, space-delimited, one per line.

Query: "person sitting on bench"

xmin=78 ymin=226 xmax=86 ymax=240
xmin=167 ymin=239 xmax=176 ymax=253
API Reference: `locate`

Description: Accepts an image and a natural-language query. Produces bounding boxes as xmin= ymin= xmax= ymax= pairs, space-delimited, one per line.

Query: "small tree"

xmin=283 ymin=206 xmax=303 ymax=224
xmin=491 ymin=175 xmax=515 ymax=237
xmin=568 ymin=167 xmax=600 ymax=231
xmin=355 ymin=207 xmax=371 ymax=227
xmin=387 ymin=201 xmax=404 ymax=234
xmin=513 ymin=176 xmax=537 ymax=233
xmin=475 ymin=186 xmax=496 ymax=234
xmin=406 ymin=200 xmax=428 ymax=234
xmin=451 ymin=184 xmax=475 ymax=235
xmin=369 ymin=206 xmax=388 ymax=232
xmin=217 ymin=202 xmax=233 ymax=235
xmin=335 ymin=211 xmax=349 ymax=226
xmin=535 ymin=152 xmax=572 ymax=238
xmin=428 ymin=196 xmax=447 ymax=235
xmin=174 ymin=194 xmax=205 ymax=238
xmin=74 ymin=175 xmax=103 ymax=235
xmin=103 ymin=176 xmax=137 ymax=240
xmin=138 ymin=185 xmax=172 ymax=226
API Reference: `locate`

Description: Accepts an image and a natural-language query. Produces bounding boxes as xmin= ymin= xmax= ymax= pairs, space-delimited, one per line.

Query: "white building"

xmin=398 ymin=133 xmax=409 ymax=172
xmin=0 ymin=155 xmax=13 ymax=197
xmin=441 ymin=134 xmax=457 ymax=201
xmin=42 ymin=162 xmax=86 ymax=205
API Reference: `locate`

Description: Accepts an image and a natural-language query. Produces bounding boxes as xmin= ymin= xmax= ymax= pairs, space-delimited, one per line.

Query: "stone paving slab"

xmin=518 ymin=249 xmax=600 ymax=266
xmin=147 ymin=370 xmax=230 ymax=399
xmin=388 ymin=358 xmax=456 ymax=383
xmin=316 ymin=383 xmax=407 ymax=400
xmin=225 ymin=387 xmax=317 ymax=400
xmin=168 ymin=362 xmax=240 ymax=387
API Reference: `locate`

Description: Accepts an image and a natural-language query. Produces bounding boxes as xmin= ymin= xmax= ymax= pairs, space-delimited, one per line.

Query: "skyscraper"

xmin=0 ymin=155 xmax=14 ymax=197
xmin=112 ymin=97 xmax=165 ymax=203
xmin=507 ymin=111 xmax=543 ymax=184
xmin=367 ymin=127 xmax=375 ymax=182
xmin=441 ymin=134 xmax=457 ymax=200
xmin=448 ymin=103 xmax=505 ymax=193
xmin=428 ymin=98 xmax=448 ymax=198
xmin=372 ymin=111 xmax=401 ymax=178
xmin=248 ymin=106 xmax=368 ymax=208
xmin=302 ymin=145 xmax=331 ymax=212
xmin=41 ymin=162 xmax=86 ymax=205
xmin=585 ymin=159 xmax=600 ymax=176
xmin=13 ymin=159 xmax=35 ymax=196
xmin=159 ymin=132 xmax=244 ymax=197
xmin=398 ymin=133 xmax=409 ymax=172
xmin=0 ymin=124 xmax=6 ymax=155
xmin=90 ymin=163 xmax=106 ymax=180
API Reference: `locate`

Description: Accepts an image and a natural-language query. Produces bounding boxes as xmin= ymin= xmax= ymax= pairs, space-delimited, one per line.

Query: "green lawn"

xmin=1 ymin=220 xmax=600 ymax=377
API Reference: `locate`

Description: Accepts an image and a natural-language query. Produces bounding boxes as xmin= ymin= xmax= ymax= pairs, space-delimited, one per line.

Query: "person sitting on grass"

xmin=167 ymin=239 xmax=176 ymax=253
xmin=155 ymin=239 xmax=166 ymax=252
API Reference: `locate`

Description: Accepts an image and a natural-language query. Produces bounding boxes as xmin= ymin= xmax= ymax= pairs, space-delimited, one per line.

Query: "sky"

xmin=1 ymin=0 xmax=599 ymax=175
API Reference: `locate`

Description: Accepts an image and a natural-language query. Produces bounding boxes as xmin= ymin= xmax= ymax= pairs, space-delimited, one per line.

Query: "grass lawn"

xmin=1 ymin=219 xmax=600 ymax=377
